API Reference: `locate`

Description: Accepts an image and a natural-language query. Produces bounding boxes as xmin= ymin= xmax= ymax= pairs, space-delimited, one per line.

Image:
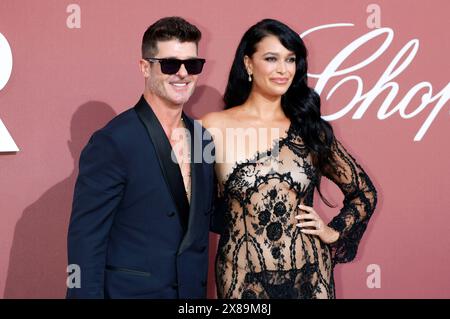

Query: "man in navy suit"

xmin=67 ymin=17 xmax=215 ymax=299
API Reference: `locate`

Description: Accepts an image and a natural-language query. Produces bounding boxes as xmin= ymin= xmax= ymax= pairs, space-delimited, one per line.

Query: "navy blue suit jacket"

xmin=67 ymin=96 xmax=215 ymax=298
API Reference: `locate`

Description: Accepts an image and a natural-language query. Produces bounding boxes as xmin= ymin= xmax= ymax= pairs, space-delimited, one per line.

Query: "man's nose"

xmin=176 ymin=63 xmax=189 ymax=77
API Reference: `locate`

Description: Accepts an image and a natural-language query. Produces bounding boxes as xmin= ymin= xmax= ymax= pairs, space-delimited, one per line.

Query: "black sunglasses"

xmin=144 ymin=57 xmax=206 ymax=75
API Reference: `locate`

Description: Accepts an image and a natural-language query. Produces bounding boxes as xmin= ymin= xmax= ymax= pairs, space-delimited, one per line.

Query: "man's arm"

xmin=67 ymin=131 xmax=126 ymax=298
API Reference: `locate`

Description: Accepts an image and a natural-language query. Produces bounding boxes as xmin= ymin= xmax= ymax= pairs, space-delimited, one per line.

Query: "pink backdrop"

xmin=1 ymin=0 xmax=449 ymax=298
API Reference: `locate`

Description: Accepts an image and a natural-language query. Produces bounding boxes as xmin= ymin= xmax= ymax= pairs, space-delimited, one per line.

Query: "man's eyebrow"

xmin=158 ymin=56 xmax=199 ymax=59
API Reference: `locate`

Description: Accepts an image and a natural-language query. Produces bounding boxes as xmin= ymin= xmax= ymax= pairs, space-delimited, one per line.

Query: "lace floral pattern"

xmin=215 ymin=126 xmax=377 ymax=299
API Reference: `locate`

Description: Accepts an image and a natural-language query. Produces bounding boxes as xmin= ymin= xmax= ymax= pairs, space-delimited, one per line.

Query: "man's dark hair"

xmin=142 ymin=16 xmax=202 ymax=58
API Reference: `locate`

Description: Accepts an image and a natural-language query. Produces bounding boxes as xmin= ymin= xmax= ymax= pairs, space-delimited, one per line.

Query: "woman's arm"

xmin=323 ymin=138 xmax=378 ymax=266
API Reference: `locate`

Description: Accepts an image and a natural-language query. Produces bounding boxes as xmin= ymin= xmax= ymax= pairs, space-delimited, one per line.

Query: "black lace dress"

xmin=214 ymin=125 xmax=377 ymax=299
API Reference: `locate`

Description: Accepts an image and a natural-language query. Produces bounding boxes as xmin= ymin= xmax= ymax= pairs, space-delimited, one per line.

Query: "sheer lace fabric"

xmin=214 ymin=126 xmax=377 ymax=299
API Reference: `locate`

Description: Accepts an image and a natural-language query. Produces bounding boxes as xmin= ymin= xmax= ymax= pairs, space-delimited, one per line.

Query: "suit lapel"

xmin=134 ymin=96 xmax=190 ymax=232
xmin=178 ymin=115 xmax=204 ymax=255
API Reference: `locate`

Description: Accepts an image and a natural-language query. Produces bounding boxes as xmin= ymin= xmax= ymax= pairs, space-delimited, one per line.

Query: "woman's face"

xmin=245 ymin=35 xmax=296 ymax=99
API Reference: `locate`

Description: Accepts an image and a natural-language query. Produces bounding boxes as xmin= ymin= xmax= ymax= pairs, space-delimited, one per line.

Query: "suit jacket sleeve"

xmin=67 ymin=130 xmax=126 ymax=298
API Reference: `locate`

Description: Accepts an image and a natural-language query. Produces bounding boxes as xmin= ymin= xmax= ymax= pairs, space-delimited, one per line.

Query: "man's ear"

xmin=139 ymin=59 xmax=150 ymax=78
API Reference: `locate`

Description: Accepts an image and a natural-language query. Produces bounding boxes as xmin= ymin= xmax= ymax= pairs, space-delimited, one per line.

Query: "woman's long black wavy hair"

xmin=223 ymin=19 xmax=336 ymax=206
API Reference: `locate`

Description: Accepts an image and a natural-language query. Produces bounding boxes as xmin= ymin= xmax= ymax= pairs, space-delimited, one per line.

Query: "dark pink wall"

xmin=0 ymin=0 xmax=449 ymax=298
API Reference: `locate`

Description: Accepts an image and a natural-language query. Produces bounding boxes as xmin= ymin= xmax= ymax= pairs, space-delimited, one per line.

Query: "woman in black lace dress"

xmin=202 ymin=19 xmax=377 ymax=299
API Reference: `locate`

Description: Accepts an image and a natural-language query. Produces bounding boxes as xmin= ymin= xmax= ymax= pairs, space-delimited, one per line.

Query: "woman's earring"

xmin=248 ymin=73 xmax=252 ymax=82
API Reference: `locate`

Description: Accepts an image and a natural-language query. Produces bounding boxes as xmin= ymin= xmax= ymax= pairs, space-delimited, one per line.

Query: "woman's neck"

xmin=243 ymin=90 xmax=286 ymax=122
